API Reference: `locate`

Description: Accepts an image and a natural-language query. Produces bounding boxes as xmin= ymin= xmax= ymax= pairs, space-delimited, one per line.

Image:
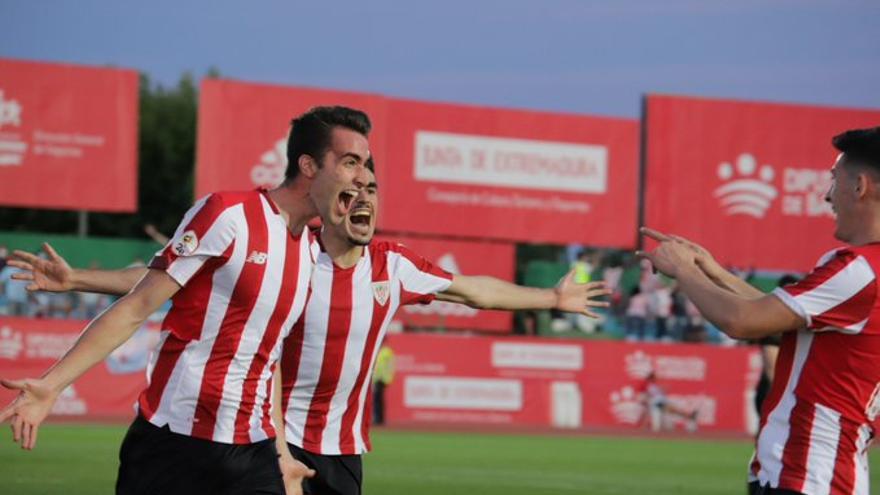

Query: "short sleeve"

xmin=772 ymin=249 xmax=876 ymax=333
xmin=150 ymin=194 xmax=237 ymax=287
xmin=392 ymin=244 xmax=453 ymax=306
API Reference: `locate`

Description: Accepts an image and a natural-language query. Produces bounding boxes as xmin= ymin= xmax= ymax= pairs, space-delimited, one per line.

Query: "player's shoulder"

xmin=205 ymin=189 xmax=263 ymax=209
xmin=369 ymin=240 xmax=405 ymax=256
xmin=808 ymin=246 xmax=878 ymax=284
xmin=847 ymin=243 xmax=880 ymax=264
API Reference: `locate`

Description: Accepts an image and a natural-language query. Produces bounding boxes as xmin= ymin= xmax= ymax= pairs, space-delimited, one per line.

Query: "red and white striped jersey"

xmin=141 ymin=190 xmax=313 ymax=445
xmin=280 ymin=239 xmax=452 ymax=455
xmin=750 ymin=245 xmax=880 ymax=494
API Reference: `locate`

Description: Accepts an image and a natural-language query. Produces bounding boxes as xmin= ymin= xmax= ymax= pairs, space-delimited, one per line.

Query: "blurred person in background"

xmin=0 ymin=244 xmax=8 ymax=272
xmin=625 ymin=286 xmax=649 ymax=341
xmin=11 ymin=164 xmax=611 ymax=495
xmin=0 ymin=254 xmax=29 ymax=316
xmin=371 ymin=336 xmax=395 ymax=426
xmin=753 ymin=275 xmax=798 ymax=420
xmin=639 ymin=127 xmax=880 ymax=495
xmin=640 ymin=371 xmax=698 ymax=433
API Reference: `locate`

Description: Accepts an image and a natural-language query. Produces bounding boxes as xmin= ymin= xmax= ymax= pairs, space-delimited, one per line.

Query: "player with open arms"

xmin=0 ymin=106 xmax=377 ymax=495
xmin=639 ymin=127 xmax=880 ymax=495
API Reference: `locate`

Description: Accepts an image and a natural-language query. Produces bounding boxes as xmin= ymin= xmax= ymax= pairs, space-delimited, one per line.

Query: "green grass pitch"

xmin=0 ymin=424 xmax=877 ymax=494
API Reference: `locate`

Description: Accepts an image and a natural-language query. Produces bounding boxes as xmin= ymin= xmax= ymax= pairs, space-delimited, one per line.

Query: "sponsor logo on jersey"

xmin=246 ymin=251 xmax=268 ymax=265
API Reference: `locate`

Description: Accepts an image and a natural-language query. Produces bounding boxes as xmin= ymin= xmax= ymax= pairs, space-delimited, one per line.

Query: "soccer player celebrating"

xmin=280 ymin=167 xmax=610 ymax=495
xmin=11 ymin=165 xmax=611 ymax=495
xmin=0 ymin=105 xmax=376 ymax=495
xmin=638 ymin=127 xmax=880 ymax=495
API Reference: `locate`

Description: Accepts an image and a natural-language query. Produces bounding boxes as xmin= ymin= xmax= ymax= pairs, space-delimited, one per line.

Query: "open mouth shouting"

xmin=346 ymin=200 xmax=375 ymax=243
xmin=337 ymin=189 xmax=360 ymax=218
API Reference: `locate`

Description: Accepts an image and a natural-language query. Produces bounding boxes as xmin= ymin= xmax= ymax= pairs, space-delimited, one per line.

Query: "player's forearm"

xmin=675 ymin=265 xmax=770 ymax=340
xmin=71 ymin=267 xmax=147 ymax=296
xmin=272 ymin=366 xmax=293 ymax=458
xmin=698 ymin=260 xmax=764 ymax=299
xmin=445 ymin=276 xmax=557 ymax=311
xmin=40 ymin=296 xmax=155 ymax=393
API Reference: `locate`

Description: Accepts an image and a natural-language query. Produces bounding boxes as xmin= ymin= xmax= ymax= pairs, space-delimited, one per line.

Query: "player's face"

xmin=309 ymin=127 xmax=371 ymax=228
xmin=826 ymin=153 xmax=859 ymax=243
xmin=339 ymin=169 xmax=378 ymax=246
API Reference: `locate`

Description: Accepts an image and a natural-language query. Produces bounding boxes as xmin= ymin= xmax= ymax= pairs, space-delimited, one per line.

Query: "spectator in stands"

xmin=0 ymin=259 xmax=29 ymax=316
xmin=0 ymin=245 xmax=8 ymax=272
xmin=625 ymin=286 xmax=649 ymax=341
xmin=649 ymin=282 xmax=674 ymax=341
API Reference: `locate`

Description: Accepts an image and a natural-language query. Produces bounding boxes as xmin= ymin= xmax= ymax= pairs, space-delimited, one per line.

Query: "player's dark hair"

xmin=833 ymin=127 xmax=880 ymax=173
xmin=285 ymin=106 xmax=372 ymax=182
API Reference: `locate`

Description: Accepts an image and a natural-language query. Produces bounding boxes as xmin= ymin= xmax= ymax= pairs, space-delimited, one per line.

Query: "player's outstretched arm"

xmin=0 ymin=269 xmax=179 ymax=450
xmin=435 ymin=273 xmax=611 ymax=317
xmin=8 ymin=243 xmax=145 ymax=296
xmin=640 ymin=227 xmax=765 ymax=299
xmin=637 ymin=240 xmax=803 ymax=339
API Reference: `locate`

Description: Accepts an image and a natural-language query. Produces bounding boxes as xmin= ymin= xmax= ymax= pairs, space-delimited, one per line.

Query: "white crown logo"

xmin=624 ymin=350 xmax=653 ymax=379
xmin=250 ymin=137 xmax=287 ymax=188
xmin=0 ymin=90 xmax=23 ymax=129
xmin=713 ymin=154 xmax=778 ymax=218
xmin=609 ymin=386 xmax=644 ymax=424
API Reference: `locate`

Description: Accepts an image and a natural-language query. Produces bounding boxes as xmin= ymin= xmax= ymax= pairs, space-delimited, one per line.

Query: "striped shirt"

xmin=141 ymin=190 xmax=313 ymax=444
xmin=280 ymin=238 xmax=453 ymax=455
xmin=750 ymin=245 xmax=880 ymax=495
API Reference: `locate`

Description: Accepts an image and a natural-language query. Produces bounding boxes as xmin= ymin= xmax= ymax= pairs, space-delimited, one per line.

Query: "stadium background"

xmin=1 ymin=1 xmax=879 ymax=493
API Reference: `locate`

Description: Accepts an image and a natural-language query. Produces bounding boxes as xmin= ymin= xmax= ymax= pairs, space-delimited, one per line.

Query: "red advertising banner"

xmin=196 ymin=79 xmax=387 ymax=197
xmin=0 ymin=317 xmax=156 ymax=421
xmin=196 ymin=79 xmax=639 ymax=247
xmin=0 ymin=58 xmax=139 ymax=212
xmin=376 ymin=234 xmax=515 ymax=333
xmin=644 ymin=95 xmax=880 ymax=271
xmin=382 ymin=99 xmax=640 ymax=247
xmin=386 ymin=333 xmax=761 ymax=435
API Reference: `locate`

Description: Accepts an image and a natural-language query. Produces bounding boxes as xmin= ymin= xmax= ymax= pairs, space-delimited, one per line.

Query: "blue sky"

xmin=2 ymin=0 xmax=878 ymax=118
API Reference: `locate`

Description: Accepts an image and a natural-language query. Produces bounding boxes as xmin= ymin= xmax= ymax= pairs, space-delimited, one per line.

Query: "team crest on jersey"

xmin=372 ymin=281 xmax=390 ymax=306
xmin=174 ymin=230 xmax=199 ymax=256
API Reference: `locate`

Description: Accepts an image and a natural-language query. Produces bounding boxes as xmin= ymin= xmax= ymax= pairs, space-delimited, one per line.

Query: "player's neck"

xmin=267 ymin=181 xmax=317 ymax=235
xmin=321 ymin=232 xmax=363 ymax=268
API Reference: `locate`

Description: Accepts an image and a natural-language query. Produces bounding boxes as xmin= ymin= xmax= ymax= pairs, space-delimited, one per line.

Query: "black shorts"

xmin=288 ymin=443 xmax=363 ymax=495
xmin=748 ymin=481 xmax=805 ymax=495
xmin=116 ymin=415 xmax=285 ymax=495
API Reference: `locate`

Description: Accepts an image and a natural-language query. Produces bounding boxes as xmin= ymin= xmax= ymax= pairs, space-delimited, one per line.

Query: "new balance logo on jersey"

xmin=714 ymin=153 xmax=778 ymax=218
xmin=246 ymin=251 xmax=268 ymax=265
xmin=372 ymin=281 xmax=390 ymax=306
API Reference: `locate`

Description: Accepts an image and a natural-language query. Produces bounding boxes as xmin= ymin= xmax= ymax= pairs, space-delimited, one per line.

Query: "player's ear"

xmin=299 ymin=155 xmax=319 ymax=179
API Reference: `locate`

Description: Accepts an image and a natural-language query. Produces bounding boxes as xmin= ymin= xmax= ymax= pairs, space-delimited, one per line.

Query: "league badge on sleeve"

xmin=174 ymin=230 xmax=200 ymax=256
xmin=372 ymin=281 xmax=390 ymax=306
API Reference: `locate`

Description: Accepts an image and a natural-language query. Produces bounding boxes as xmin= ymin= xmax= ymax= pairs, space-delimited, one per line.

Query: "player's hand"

xmin=636 ymin=240 xmax=697 ymax=278
xmin=554 ymin=271 xmax=611 ymax=318
xmin=641 ymin=228 xmax=720 ymax=276
xmin=7 ymin=243 xmax=75 ymax=293
xmin=0 ymin=378 xmax=60 ymax=450
xmin=278 ymin=452 xmax=315 ymax=495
